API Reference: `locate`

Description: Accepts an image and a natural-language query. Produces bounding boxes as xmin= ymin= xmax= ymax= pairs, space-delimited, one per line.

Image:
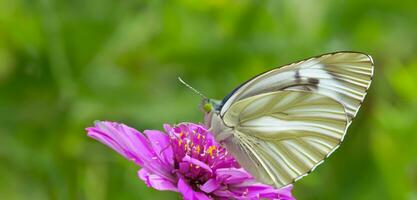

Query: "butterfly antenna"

xmin=178 ymin=77 xmax=208 ymax=100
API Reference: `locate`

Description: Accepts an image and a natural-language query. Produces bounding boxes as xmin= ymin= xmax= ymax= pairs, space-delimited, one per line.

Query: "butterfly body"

xmin=200 ymin=51 xmax=374 ymax=188
xmin=204 ymin=110 xmax=232 ymax=142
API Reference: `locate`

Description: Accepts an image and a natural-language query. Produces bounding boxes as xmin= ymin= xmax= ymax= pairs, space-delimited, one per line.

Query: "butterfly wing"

xmin=219 ymin=52 xmax=374 ymax=124
xmin=221 ymin=90 xmax=348 ymax=188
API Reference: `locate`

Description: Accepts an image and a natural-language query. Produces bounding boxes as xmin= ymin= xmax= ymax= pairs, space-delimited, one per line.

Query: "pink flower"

xmin=86 ymin=121 xmax=295 ymax=200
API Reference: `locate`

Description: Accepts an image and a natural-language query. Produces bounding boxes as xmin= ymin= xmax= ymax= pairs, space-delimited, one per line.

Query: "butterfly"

xmin=180 ymin=51 xmax=374 ymax=188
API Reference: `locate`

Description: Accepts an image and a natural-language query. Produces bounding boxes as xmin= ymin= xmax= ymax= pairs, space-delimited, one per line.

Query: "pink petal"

xmin=276 ymin=185 xmax=295 ymax=200
xmin=229 ymin=183 xmax=295 ymax=199
xmin=144 ymin=130 xmax=174 ymax=167
xmin=86 ymin=126 xmax=129 ymax=158
xmin=182 ymin=155 xmax=212 ymax=173
xmin=212 ymin=190 xmax=236 ymax=198
xmin=215 ymin=168 xmax=251 ymax=184
xmin=163 ymin=124 xmax=174 ymax=135
xmin=194 ymin=191 xmax=211 ymax=200
xmin=179 ymin=162 xmax=190 ymax=174
xmin=138 ymin=168 xmax=151 ymax=185
xmin=137 ymin=169 xmax=178 ymax=192
xmin=178 ymin=178 xmax=211 ymax=200
xmin=86 ymin=121 xmax=174 ymax=181
xmin=87 ymin=121 xmax=153 ymax=164
xmin=178 ymin=178 xmax=195 ymax=200
xmin=200 ymin=178 xmax=221 ymax=193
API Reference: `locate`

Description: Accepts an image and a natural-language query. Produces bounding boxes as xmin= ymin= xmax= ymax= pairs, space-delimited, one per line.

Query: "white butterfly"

xmin=182 ymin=51 xmax=374 ymax=188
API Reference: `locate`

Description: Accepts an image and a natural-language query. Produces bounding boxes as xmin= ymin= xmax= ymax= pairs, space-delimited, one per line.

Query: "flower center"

xmin=169 ymin=125 xmax=233 ymax=190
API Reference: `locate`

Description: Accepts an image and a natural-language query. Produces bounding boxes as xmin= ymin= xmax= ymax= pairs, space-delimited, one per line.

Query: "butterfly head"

xmin=200 ymin=99 xmax=213 ymax=113
xmin=200 ymin=99 xmax=222 ymax=130
xmin=200 ymin=99 xmax=221 ymax=114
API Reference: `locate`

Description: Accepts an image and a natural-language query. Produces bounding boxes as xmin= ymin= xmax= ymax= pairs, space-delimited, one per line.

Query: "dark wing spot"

xmin=307 ymin=78 xmax=320 ymax=85
xmin=295 ymin=70 xmax=301 ymax=79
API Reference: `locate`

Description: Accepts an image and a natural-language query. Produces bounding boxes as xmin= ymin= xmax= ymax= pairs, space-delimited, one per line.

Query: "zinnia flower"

xmin=86 ymin=121 xmax=295 ymax=200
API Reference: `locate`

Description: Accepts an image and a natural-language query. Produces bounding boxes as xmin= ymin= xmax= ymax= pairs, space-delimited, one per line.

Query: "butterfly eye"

xmin=203 ymin=103 xmax=213 ymax=113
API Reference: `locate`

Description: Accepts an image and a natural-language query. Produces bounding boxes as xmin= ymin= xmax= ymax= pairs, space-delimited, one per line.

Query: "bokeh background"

xmin=1 ymin=0 xmax=417 ymax=199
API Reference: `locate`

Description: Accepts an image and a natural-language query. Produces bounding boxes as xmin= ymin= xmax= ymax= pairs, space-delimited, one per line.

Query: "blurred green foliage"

xmin=1 ymin=0 xmax=417 ymax=199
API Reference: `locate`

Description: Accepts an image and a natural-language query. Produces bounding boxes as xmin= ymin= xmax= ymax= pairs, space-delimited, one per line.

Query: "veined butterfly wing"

xmin=219 ymin=52 xmax=374 ymax=124
xmin=221 ymin=90 xmax=348 ymax=187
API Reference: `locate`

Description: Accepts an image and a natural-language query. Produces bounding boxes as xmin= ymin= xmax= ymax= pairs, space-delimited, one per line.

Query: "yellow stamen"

xmin=207 ymin=145 xmax=216 ymax=157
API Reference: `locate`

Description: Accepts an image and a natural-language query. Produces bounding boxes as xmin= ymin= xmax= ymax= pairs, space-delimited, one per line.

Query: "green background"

xmin=1 ymin=0 xmax=417 ymax=199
